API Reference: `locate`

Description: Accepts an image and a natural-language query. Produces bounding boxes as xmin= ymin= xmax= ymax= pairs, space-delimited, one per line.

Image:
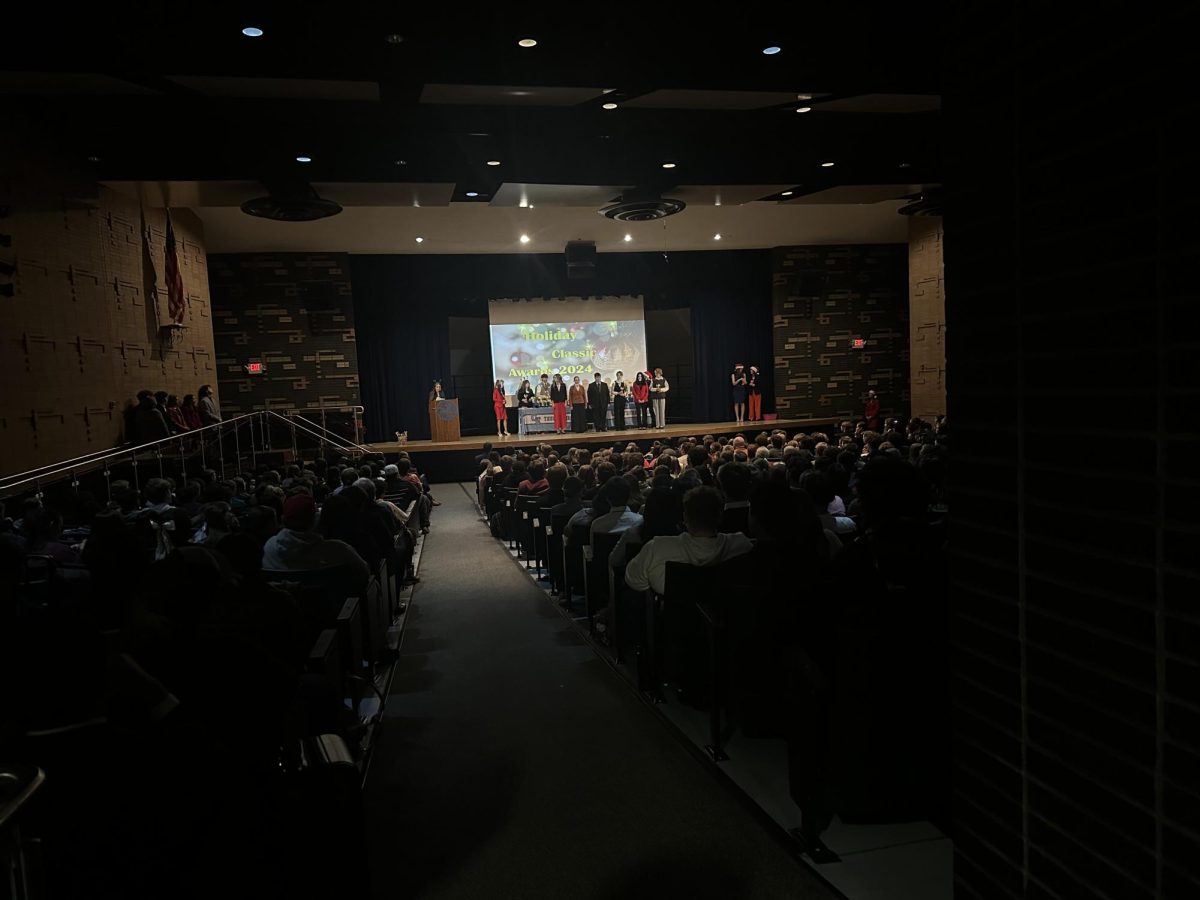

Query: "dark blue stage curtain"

xmin=351 ymin=251 xmax=773 ymax=440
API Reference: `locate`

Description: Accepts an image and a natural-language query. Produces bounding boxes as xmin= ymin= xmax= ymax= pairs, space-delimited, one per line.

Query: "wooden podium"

xmin=429 ymin=398 xmax=461 ymax=442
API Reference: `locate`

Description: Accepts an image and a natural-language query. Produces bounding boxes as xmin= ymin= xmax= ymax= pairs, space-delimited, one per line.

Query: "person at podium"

xmin=429 ymin=380 xmax=445 ymax=402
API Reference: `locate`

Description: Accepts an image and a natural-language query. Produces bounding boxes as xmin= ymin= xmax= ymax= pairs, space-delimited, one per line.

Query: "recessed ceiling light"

xmin=518 ymin=199 xmax=528 ymax=208
xmin=518 ymin=38 xmax=537 ymax=48
xmin=486 ymin=160 xmax=501 ymax=166
xmin=797 ymin=93 xmax=813 ymax=101
xmin=796 ymin=106 xmax=812 ymax=113
xmin=821 ymin=161 xmax=835 ymax=167
xmin=295 ymin=155 xmax=312 ymax=163
xmin=713 ymin=233 xmax=723 ymax=241
xmin=624 ymin=234 xmax=632 ymax=242
xmin=519 ymin=234 xmax=531 ymax=244
xmin=86 ymin=155 xmax=100 ymax=163
xmin=385 ymin=33 xmax=403 ymax=44
xmin=781 ymin=190 xmax=793 ymax=196
xmin=899 ymin=162 xmax=912 ymax=168
xmin=465 ymin=192 xmax=479 ymax=197
xmin=602 ymin=102 xmax=618 ymax=110
xmin=661 ymin=162 xmax=676 ymax=169
xmin=762 ymin=46 xmax=781 ymax=55
xmin=242 ymin=26 xmax=264 ymax=37
xmin=415 ymin=237 xmax=424 ymax=243
xmin=394 ymin=159 xmax=407 ymax=166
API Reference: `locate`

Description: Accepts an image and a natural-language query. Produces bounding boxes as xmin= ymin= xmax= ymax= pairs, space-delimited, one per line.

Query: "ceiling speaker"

xmin=599 ymin=189 xmax=686 ymax=221
xmin=241 ymin=180 xmax=343 ymax=221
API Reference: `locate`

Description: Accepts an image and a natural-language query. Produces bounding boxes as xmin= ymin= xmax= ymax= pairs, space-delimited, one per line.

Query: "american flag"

xmin=164 ymin=214 xmax=185 ymax=324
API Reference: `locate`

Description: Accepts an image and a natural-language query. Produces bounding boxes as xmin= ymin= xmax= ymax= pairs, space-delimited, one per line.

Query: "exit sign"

xmin=852 ymin=338 xmax=866 ymax=349
xmin=245 ymin=361 xmax=266 ymax=374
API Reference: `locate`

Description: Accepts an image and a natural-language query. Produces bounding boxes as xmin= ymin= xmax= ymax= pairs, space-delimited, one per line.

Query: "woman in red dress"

xmin=493 ymin=379 xmax=510 ymax=437
xmin=864 ymin=389 xmax=881 ymax=431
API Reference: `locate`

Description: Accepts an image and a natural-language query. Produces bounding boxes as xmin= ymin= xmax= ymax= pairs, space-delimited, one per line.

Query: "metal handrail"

xmin=273 ymin=411 xmax=373 ymax=456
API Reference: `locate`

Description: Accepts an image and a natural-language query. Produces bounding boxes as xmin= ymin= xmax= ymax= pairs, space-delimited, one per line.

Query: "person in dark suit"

xmin=588 ymin=371 xmax=611 ymax=432
xmin=611 ymin=371 xmax=628 ymax=431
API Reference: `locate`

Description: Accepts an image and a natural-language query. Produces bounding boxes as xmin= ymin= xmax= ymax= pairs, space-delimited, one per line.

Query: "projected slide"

xmin=488 ymin=296 xmax=648 ymax=393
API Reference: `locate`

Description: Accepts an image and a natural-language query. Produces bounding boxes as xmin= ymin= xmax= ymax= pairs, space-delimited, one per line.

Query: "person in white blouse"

xmin=624 ymin=486 xmax=751 ymax=595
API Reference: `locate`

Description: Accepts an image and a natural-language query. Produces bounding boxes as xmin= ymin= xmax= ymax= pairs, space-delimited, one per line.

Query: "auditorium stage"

xmin=366 ymin=416 xmax=835 ymax=456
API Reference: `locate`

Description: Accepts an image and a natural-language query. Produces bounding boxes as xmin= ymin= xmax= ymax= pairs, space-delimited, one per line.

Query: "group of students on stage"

xmin=492 ymin=369 xmax=671 ymax=437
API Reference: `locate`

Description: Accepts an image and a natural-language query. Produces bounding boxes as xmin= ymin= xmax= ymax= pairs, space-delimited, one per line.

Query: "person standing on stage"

xmin=517 ymin=379 xmax=535 ymax=408
xmin=429 ymin=380 xmax=445 ymax=402
xmin=569 ymin=375 xmax=588 ymax=433
xmin=493 ymin=379 xmax=510 ymax=438
xmin=550 ymin=373 xmax=568 ymax=434
xmin=535 ymin=373 xmax=552 ymax=404
xmin=864 ymin=389 xmax=881 ymax=431
xmin=611 ymin=371 xmax=628 ymax=431
xmin=631 ymin=372 xmax=651 ymax=429
xmin=731 ymin=363 xmax=747 ymax=424
xmin=747 ymin=366 xmax=762 ymax=421
xmin=588 ymin=371 xmax=611 ymax=433
xmin=650 ymin=368 xmax=670 ymax=430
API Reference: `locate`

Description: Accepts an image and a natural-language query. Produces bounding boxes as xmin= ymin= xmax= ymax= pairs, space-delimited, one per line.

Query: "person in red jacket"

xmin=864 ymin=389 xmax=881 ymax=430
xmin=493 ymin=379 xmax=510 ymax=437
xmin=631 ymin=371 xmax=651 ymax=429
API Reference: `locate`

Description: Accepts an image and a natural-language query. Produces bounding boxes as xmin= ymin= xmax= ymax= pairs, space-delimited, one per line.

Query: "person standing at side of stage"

xmin=550 ymin=373 xmax=568 ymax=434
xmin=864 ymin=389 xmax=881 ymax=431
xmin=492 ymin=379 xmax=510 ymax=438
xmin=650 ymin=367 xmax=670 ymax=430
xmin=569 ymin=375 xmax=588 ymax=433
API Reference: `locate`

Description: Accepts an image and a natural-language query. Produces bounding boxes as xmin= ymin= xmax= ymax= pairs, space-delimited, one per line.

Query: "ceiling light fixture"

xmin=899 ymin=162 xmax=912 ymax=168
xmin=242 ymin=26 xmax=264 ymax=37
xmin=602 ymin=102 xmax=618 ymax=110
xmin=821 ymin=161 xmax=835 ymax=167
xmin=518 ymin=199 xmax=528 ymax=208
xmin=486 ymin=160 xmax=501 ymax=167
xmin=624 ymin=234 xmax=632 ymax=242
xmin=661 ymin=161 xmax=676 ymax=169
xmin=796 ymin=106 xmax=812 ymax=113
xmin=518 ymin=38 xmax=537 ymax=48
xmin=465 ymin=192 xmax=479 ymax=197
xmin=415 ymin=237 xmax=424 ymax=243
xmin=713 ymin=233 xmax=723 ymax=241
xmin=86 ymin=155 xmax=100 ymax=163
xmin=394 ymin=159 xmax=407 ymax=166
xmin=797 ymin=93 xmax=813 ymax=100
xmin=385 ymin=33 xmax=403 ymax=44
xmin=295 ymin=155 xmax=312 ymax=163
xmin=519 ymin=234 xmax=531 ymax=244
xmin=762 ymin=46 xmax=781 ymax=55
xmin=781 ymin=190 xmax=793 ymax=196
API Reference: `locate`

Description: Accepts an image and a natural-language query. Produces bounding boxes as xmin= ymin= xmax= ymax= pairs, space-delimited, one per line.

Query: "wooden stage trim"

xmin=366 ymin=417 xmax=835 ymax=455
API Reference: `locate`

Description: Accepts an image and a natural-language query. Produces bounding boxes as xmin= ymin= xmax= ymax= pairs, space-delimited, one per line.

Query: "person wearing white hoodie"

xmin=261 ymin=494 xmax=369 ymax=591
xmin=624 ymin=485 xmax=752 ymax=595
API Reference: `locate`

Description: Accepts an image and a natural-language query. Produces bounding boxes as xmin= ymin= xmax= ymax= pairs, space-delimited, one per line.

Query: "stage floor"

xmin=366 ymin=416 xmax=835 ymax=455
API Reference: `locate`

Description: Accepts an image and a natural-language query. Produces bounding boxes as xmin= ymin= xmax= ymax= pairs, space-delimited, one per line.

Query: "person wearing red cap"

xmin=731 ymin=363 xmax=747 ymax=424
xmin=747 ymin=365 xmax=762 ymax=421
xmin=261 ymin=493 xmax=368 ymax=590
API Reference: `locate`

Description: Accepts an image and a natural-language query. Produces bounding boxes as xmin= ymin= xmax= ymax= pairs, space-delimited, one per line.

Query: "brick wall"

xmin=771 ymin=244 xmax=909 ymax=423
xmin=0 ymin=159 xmax=215 ymax=476
xmin=947 ymin=10 xmax=1199 ymax=899
xmin=908 ymin=216 xmax=946 ymax=420
xmin=208 ymin=253 xmax=359 ymax=415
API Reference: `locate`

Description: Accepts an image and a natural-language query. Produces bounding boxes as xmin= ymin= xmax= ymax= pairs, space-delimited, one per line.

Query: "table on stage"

xmin=518 ymin=406 xmax=625 ymax=435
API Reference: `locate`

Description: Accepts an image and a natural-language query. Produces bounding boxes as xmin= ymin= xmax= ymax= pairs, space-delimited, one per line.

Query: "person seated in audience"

xmin=390 ymin=458 xmax=432 ymax=532
xmin=261 ymin=494 xmax=368 ymax=590
xmin=354 ymin=476 xmax=405 ymax=535
xmin=624 ymin=486 xmax=753 ymax=595
xmin=22 ymin=506 xmax=81 ymax=564
xmin=196 ymin=502 xmax=238 ymax=546
xmin=131 ymin=478 xmax=175 ymax=518
xmin=339 ymin=485 xmax=396 ymax=567
xmin=577 ymin=464 xmax=597 ymax=500
xmin=798 ymin=469 xmax=856 ymax=535
xmin=588 ymin=478 xmax=643 ymax=548
xmin=610 ymin=486 xmax=683 ymax=567
xmin=518 ymin=461 xmax=550 ymax=495
xmin=716 ymin=461 xmax=753 ymax=535
xmin=544 ymin=462 xmax=569 ymax=505
xmin=240 ymin=505 xmax=279 ymax=547
xmin=551 ymin=475 xmax=585 ymax=522
xmin=334 ymin=467 xmax=358 ymax=495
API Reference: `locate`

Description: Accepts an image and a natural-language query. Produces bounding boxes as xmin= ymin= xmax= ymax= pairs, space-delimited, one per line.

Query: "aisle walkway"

xmin=363 ymin=484 xmax=837 ymax=900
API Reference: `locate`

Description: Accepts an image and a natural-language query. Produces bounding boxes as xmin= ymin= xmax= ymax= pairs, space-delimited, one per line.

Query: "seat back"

xmin=548 ymin=512 xmax=570 ymax=594
xmin=516 ymin=494 xmax=541 ymax=560
xmin=586 ymin=530 xmax=624 ymax=623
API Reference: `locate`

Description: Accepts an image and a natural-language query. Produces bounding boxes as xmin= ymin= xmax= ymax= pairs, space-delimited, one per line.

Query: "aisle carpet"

xmin=363 ymin=484 xmax=837 ymax=900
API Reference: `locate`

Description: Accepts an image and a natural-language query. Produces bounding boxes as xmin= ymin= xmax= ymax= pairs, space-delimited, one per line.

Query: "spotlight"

xmin=519 ymin=199 xmax=528 ymax=208
xmin=242 ymin=26 xmax=264 ymax=37
xmin=602 ymin=102 xmax=618 ymax=110
xmin=796 ymin=106 xmax=812 ymax=113
xmin=781 ymin=191 xmax=793 ymax=196
xmin=415 ymin=237 xmax=424 ymax=243
xmin=519 ymin=234 xmax=531 ymax=244
xmin=623 ymin=234 xmax=632 ymax=242
xmin=661 ymin=161 xmax=676 ymax=169
xmin=296 ymin=155 xmax=312 ymax=163
xmin=821 ymin=161 xmax=835 ymax=167
xmin=762 ymin=46 xmax=781 ymax=55
xmin=713 ymin=233 xmax=722 ymax=241
xmin=518 ymin=38 xmax=537 ymax=47
xmin=465 ymin=192 xmax=479 ymax=197
xmin=486 ymin=160 xmax=501 ymax=166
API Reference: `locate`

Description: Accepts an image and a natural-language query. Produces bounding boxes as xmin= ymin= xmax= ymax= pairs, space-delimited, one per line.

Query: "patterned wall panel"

xmin=908 ymin=216 xmax=946 ymax=420
xmin=0 ymin=155 xmax=215 ymax=476
xmin=772 ymin=244 xmax=909 ymax=424
xmin=208 ymin=254 xmax=360 ymax=416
